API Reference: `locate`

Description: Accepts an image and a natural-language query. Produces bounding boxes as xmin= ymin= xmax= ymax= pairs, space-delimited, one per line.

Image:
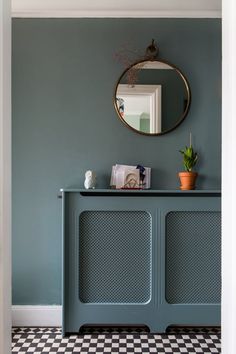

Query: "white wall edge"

xmin=0 ymin=0 xmax=11 ymax=352
xmin=12 ymin=306 xmax=62 ymax=327
xmin=11 ymin=10 xmax=222 ymax=19
xmin=222 ymin=1 xmax=236 ymax=353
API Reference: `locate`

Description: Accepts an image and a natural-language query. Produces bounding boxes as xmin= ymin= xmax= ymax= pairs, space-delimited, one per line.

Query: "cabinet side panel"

xmin=79 ymin=210 xmax=152 ymax=304
xmin=166 ymin=211 xmax=221 ymax=304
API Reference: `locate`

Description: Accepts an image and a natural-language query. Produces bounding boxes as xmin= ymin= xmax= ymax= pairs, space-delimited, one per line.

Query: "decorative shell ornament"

xmin=84 ymin=170 xmax=96 ymax=189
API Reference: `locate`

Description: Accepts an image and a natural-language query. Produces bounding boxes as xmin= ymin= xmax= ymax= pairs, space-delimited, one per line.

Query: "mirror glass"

xmin=114 ymin=60 xmax=191 ymax=135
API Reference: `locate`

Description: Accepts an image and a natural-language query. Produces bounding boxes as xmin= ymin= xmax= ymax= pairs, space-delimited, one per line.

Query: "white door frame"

xmin=117 ymin=84 xmax=162 ymax=133
xmin=222 ymin=1 xmax=236 ymax=353
xmin=0 ymin=0 xmax=11 ymax=353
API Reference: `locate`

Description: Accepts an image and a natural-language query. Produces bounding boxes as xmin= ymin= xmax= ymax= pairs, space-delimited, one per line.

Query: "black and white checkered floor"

xmin=12 ymin=327 xmax=221 ymax=353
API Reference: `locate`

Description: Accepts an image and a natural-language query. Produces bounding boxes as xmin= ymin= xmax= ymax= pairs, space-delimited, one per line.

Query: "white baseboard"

xmin=12 ymin=306 xmax=62 ymax=327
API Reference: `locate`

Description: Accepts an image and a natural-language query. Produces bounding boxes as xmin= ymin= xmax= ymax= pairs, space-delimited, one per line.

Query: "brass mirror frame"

xmin=114 ymin=58 xmax=191 ymax=136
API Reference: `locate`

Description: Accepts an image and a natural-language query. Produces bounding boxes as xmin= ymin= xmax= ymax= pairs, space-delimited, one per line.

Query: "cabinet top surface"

xmin=60 ymin=188 xmax=221 ymax=196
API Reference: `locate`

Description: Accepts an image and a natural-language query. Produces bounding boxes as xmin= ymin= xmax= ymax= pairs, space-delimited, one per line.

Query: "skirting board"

xmin=12 ymin=306 xmax=62 ymax=327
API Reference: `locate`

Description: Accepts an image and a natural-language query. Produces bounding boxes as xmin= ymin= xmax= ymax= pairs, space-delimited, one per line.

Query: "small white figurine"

xmin=84 ymin=170 xmax=96 ymax=189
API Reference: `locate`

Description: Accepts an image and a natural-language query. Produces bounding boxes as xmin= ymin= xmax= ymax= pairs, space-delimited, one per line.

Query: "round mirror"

xmin=114 ymin=59 xmax=191 ymax=135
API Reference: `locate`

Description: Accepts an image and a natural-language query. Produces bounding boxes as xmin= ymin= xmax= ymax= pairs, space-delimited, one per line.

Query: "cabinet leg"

xmin=148 ymin=323 xmax=168 ymax=334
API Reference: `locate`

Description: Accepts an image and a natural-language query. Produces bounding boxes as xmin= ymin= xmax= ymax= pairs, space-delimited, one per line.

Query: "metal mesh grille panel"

xmin=79 ymin=211 xmax=152 ymax=304
xmin=166 ymin=211 xmax=221 ymax=304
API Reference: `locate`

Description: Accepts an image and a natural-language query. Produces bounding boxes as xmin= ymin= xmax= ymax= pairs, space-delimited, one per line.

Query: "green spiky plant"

xmin=179 ymin=145 xmax=198 ymax=172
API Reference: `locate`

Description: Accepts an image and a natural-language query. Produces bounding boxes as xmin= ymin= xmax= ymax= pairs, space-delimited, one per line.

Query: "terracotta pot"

xmin=178 ymin=171 xmax=198 ymax=190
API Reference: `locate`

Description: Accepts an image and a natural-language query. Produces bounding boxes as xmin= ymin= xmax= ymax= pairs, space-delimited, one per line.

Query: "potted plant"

xmin=179 ymin=137 xmax=198 ymax=190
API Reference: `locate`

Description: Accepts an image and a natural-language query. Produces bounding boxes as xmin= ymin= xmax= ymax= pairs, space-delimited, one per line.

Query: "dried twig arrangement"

xmin=114 ymin=40 xmax=158 ymax=86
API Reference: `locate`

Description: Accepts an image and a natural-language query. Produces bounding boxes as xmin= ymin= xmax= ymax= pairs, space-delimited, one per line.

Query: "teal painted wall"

xmin=12 ymin=18 xmax=221 ymax=304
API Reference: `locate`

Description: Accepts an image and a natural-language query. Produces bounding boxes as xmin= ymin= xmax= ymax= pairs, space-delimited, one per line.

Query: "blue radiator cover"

xmin=62 ymin=189 xmax=221 ymax=335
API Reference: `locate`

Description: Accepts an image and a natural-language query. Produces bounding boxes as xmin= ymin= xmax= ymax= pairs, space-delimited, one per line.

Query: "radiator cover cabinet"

xmin=62 ymin=189 xmax=221 ymax=334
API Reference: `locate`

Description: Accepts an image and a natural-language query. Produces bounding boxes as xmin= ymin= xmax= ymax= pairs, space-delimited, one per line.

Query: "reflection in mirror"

xmin=116 ymin=84 xmax=162 ymax=134
xmin=114 ymin=60 xmax=190 ymax=135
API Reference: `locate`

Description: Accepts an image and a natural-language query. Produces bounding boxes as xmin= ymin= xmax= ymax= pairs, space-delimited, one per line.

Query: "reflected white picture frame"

xmin=117 ymin=84 xmax=162 ymax=134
